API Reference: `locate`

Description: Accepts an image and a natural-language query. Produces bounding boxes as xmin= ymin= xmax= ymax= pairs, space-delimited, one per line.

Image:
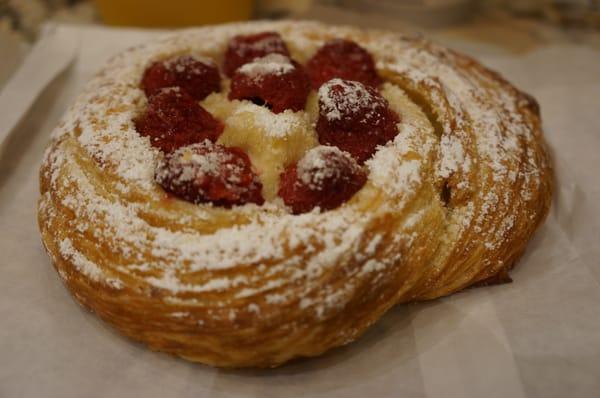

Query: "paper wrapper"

xmin=1 ymin=24 xmax=599 ymax=398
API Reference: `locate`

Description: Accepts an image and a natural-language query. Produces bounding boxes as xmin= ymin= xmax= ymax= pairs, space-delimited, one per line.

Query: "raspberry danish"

xmin=38 ymin=21 xmax=552 ymax=368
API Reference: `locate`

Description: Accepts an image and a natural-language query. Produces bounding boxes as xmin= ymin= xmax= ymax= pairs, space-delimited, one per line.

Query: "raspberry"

xmin=229 ymin=54 xmax=310 ymax=113
xmin=278 ymin=146 xmax=366 ymax=214
xmin=135 ymin=88 xmax=223 ymax=153
xmin=316 ymin=79 xmax=399 ymax=163
xmin=155 ymin=141 xmax=264 ymax=207
xmin=306 ymin=39 xmax=381 ymax=89
xmin=223 ymin=31 xmax=290 ymax=77
xmin=141 ymin=55 xmax=221 ymax=100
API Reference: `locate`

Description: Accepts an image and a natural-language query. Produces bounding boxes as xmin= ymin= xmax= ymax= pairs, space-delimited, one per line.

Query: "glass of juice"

xmin=94 ymin=0 xmax=255 ymax=27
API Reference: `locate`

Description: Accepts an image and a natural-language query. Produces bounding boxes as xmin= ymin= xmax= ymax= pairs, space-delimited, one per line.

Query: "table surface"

xmin=1 ymin=20 xmax=599 ymax=398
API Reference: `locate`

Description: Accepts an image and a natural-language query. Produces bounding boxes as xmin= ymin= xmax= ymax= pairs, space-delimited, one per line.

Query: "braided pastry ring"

xmin=38 ymin=21 xmax=552 ymax=367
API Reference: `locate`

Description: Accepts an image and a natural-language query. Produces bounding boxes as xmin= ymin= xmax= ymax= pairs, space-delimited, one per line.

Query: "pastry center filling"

xmin=135 ymin=32 xmax=402 ymax=212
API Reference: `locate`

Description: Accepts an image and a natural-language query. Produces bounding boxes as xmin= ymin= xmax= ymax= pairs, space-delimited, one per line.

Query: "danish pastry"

xmin=38 ymin=21 xmax=553 ymax=367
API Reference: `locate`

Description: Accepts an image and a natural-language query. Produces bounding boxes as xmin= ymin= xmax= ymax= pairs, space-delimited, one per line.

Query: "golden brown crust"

xmin=37 ymin=21 xmax=553 ymax=367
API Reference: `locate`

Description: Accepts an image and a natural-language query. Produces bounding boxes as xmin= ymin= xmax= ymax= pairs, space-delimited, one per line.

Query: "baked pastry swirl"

xmin=38 ymin=21 xmax=552 ymax=367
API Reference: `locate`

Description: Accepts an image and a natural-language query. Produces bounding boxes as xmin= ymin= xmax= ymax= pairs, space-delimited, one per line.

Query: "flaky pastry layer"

xmin=38 ymin=21 xmax=552 ymax=367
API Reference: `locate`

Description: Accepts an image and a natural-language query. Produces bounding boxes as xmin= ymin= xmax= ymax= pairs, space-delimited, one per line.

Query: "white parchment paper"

xmin=1 ymin=24 xmax=599 ymax=398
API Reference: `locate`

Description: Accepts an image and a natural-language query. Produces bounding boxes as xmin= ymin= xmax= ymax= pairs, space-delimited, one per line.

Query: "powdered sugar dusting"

xmin=59 ymin=237 xmax=123 ymax=289
xmin=439 ymin=134 xmax=470 ymax=179
xmin=367 ymin=146 xmax=421 ymax=202
xmin=318 ymin=78 xmax=383 ymax=122
xmin=241 ymin=32 xmax=286 ymax=54
xmin=155 ymin=140 xmax=238 ymax=189
xmin=238 ymin=53 xmax=295 ymax=78
xmin=164 ymin=54 xmax=215 ymax=72
xmin=229 ymin=103 xmax=308 ymax=138
xmin=297 ymin=145 xmax=357 ymax=190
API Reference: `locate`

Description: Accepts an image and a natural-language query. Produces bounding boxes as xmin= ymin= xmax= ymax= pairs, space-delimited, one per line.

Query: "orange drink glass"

xmin=94 ymin=0 xmax=255 ymax=27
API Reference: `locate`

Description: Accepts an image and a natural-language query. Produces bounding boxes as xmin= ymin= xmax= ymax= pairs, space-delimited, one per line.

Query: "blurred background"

xmin=1 ymin=0 xmax=599 ymax=88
